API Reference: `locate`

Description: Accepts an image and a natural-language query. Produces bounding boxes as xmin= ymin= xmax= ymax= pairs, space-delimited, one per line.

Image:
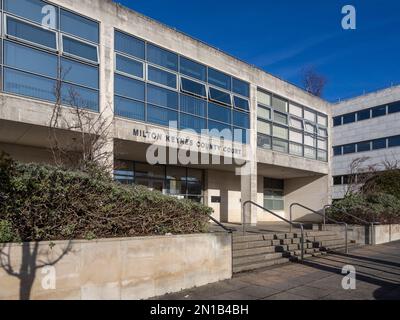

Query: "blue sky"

xmin=114 ymin=0 xmax=400 ymax=102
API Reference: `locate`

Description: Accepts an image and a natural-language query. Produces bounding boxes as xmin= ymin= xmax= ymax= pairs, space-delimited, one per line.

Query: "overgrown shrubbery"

xmin=0 ymin=153 xmax=212 ymax=243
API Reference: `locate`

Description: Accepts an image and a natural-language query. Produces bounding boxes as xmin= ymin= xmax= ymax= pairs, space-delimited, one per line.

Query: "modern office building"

xmin=332 ymin=86 xmax=400 ymax=200
xmin=0 ymin=0 xmax=333 ymax=225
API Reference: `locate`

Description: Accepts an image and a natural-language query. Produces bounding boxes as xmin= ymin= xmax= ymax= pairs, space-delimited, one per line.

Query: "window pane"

xmin=343 ymin=113 xmax=356 ymax=124
xmin=234 ymin=96 xmax=249 ymax=111
xmin=232 ymin=78 xmax=249 ymax=97
xmin=304 ymin=134 xmax=316 ymax=147
xmin=7 ymin=16 xmax=57 ymax=49
xmin=258 ymin=105 xmax=271 ymax=120
xmin=357 ymin=141 xmax=371 ymax=152
xmin=209 ymin=87 xmax=232 ymax=106
xmin=372 ymin=105 xmax=386 ymax=118
xmin=181 ymin=78 xmax=206 ymax=97
xmin=372 ymin=138 xmax=387 ymax=150
xmin=333 ymin=146 xmax=342 ymax=156
xmin=272 ymin=96 xmax=288 ymax=113
xmin=318 ymin=128 xmax=328 ymax=137
xmin=114 ymin=74 xmax=145 ymax=101
xmin=147 ymin=84 xmax=178 ymax=109
xmin=257 ymin=134 xmax=271 ymax=149
xmin=317 ymin=114 xmax=328 ymax=127
xmin=258 ymin=120 xmax=271 ymax=135
xmin=147 ymin=44 xmax=178 ymax=71
xmin=305 ymin=122 xmax=316 ymax=134
xmin=289 ymin=103 xmax=303 ymax=117
xmin=208 ymin=103 xmax=231 ymax=124
xmin=318 ymin=138 xmax=327 ymax=150
xmin=60 ymin=9 xmax=99 ymax=43
xmin=114 ymin=31 xmax=145 ymax=60
xmin=333 ymin=176 xmax=342 ymax=185
xmin=304 ymin=109 xmax=316 ymax=122
xmin=388 ymin=102 xmax=400 ymax=114
xmin=63 ymin=36 xmax=98 ymax=62
xmin=208 ymin=68 xmax=231 ymax=91
xmin=290 ymin=117 xmax=303 ymax=130
xmin=289 ymin=130 xmax=302 ymax=143
xmin=333 ymin=116 xmax=342 ymax=126
xmin=61 ymin=83 xmax=99 ymax=111
xmin=148 ymin=65 xmax=177 ymax=89
xmin=147 ymin=104 xmax=178 ymax=126
xmin=114 ymin=96 xmax=145 ymax=121
xmin=116 ymin=54 xmax=143 ymax=79
xmin=233 ymin=127 xmax=248 ymax=144
xmin=61 ymin=58 xmax=99 ymax=89
xmin=4 ymin=0 xmax=58 ymax=27
xmin=272 ymin=139 xmax=289 ymax=153
xmin=4 ymin=67 xmax=56 ymax=102
xmin=304 ymin=147 xmax=316 ymax=159
xmin=273 ymin=125 xmax=288 ymax=140
xmin=357 ymin=109 xmax=370 ymax=121
xmin=4 ymin=41 xmax=57 ymax=78
xmin=317 ymin=150 xmax=328 ymax=162
xmin=208 ymin=121 xmax=232 ymax=139
xmin=343 ymin=144 xmax=356 ymax=154
xmin=290 ymin=143 xmax=303 ymax=156
xmin=179 ymin=94 xmax=206 ymax=117
xmin=233 ymin=111 xmax=249 ymax=128
xmin=274 ymin=111 xmax=288 ymax=125
xmin=388 ymin=136 xmax=400 ymax=147
xmin=135 ymin=163 xmax=165 ymax=179
xmin=258 ymin=90 xmax=271 ymax=106
xmin=179 ymin=57 xmax=206 ymax=81
xmin=180 ymin=114 xmax=206 ymax=133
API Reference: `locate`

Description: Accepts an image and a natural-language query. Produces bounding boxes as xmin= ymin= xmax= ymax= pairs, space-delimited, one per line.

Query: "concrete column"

xmin=240 ymin=166 xmax=258 ymax=226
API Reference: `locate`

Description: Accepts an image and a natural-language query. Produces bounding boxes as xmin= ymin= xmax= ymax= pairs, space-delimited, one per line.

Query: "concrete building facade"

xmin=0 ymin=0 xmax=333 ymax=225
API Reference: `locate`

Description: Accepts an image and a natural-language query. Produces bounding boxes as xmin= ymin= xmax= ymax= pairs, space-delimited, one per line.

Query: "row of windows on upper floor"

xmin=333 ymin=134 xmax=400 ymax=156
xmin=333 ymin=173 xmax=372 ymax=186
xmin=333 ymin=101 xmax=400 ymax=127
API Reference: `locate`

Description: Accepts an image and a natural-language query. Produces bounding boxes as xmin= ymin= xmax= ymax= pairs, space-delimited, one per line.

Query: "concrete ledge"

xmin=0 ymin=233 xmax=232 ymax=300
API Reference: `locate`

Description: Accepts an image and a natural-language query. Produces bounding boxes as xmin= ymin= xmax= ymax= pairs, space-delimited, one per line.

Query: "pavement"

xmin=153 ymin=241 xmax=400 ymax=300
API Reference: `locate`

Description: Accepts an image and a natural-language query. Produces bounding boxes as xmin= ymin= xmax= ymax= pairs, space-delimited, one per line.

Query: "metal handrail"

xmin=243 ymin=201 xmax=305 ymax=261
xmin=290 ymin=203 xmax=349 ymax=254
xmin=208 ymin=214 xmax=234 ymax=233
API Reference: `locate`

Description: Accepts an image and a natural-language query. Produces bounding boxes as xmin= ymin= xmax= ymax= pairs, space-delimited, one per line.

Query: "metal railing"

xmin=323 ymin=205 xmax=376 ymax=245
xmin=242 ymin=201 xmax=305 ymax=261
xmin=208 ymin=214 xmax=234 ymax=233
xmin=290 ymin=203 xmax=349 ymax=254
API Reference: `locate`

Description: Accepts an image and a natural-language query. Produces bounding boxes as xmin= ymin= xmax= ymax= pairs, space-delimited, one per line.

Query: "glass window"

xmin=258 ymin=120 xmax=271 ymax=136
xmin=304 ymin=122 xmax=316 ymax=134
xmin=343 ymin=113 xmax=356 ymax=124
xmin=372 ymin=138 xmax=387 ymax=150
xmin=135 ymin=163 xmax=165 ymax=179
xmin=147 ymin=84 xmax=178 ymax=109
xmin=147 ymin=104 xmax=178 ymax=126
xmin=179 ymin=94 xmax=206 ymax=117
xmin=60 ymin=9 xmax=99 ymax=43
xmin=304 ymin=109 xmax=316 ymax=122
xmin=208 ymin=103 xmax=231 ymax=124
xmin=114 ymin=31 xmax=145 ymax=60
xmin=333 ymin=116 xmax=342 ymax=126
xmin=317 ymin=150 xmax=327 ymax=162
xmin=166 ymin=166 xmax=186 ymax=181
xmin=317 ymin=114 xmax=328 ymax=127
xmin=148 ymin=65 xmax=177 ymax=89
xmin=357 ymin=141 xmax=371 ymax=153
xmin=257 ymin=90 xmax=271 ymax=106
xmin=289 ymin=103 xmax=303 ymax=117
xmin=180 ymin=114 xmax=206 ymax=133
xmin=272 ymin=139 xmax=289 ymax=153
xmin=233 ymin=111 xmax=249 ymax=128
xmin=4 ymin=67 xmax=56 ymax=102
xmin=343 ymin=144 xmax=356 ymax=154
xmin=61 ymin=83 xmax=99 ymax=111
xmin=290 ymin=143 xmax=303 ymax=156
xmin=114 ymin=96 xmax=145 ymax=121
xmin=62 ymin=36 xmax=98 ymax=63
xmin=264 ymin=179 xmax=284 ymax=211
xmin=333 ymin=146 xmax=342 ymax=156
xmin=290 ymin=117 xmax=303 ymax=130
xmin=357 ymin=109 xmax=370 ymax=121
xmin=209 ymin=87 xmax=232 ymax=106
xmin=234 ymin=96 xmax=249 ymax=111
xmin=181 ymin=78 xmax=206 ymax=97
xmin=257 ymin=134 xmax=271 ymax=149
xmin=61 ymin=58 xmax=99 ymax=89
xmin=289 ymin=130 xmax=303 ymax=144
xmin=233 ymin=127 xmax=248 ymax=144
xmin=114 ymin=74 xmax=145 ymax=101
xmin=304 ymin=147 xmax=316 ymax=159
xmin=304 ymin=134 xmax=316 ymax=147
xmin=147 ymin=44 xmax=178 ymax=71
xmin=372 ymin=105 xmax=387 ymax=118
xmin=208 ymin=121 xmax=232 ymax=139
xmin=388 ymin=102 xmax=400 ymax=114
xmin=4 ymin=0 xmax=58 ymax=28
xmin=4 ymin=41 xmax=57 ymax=78
xmin=333 ymin=176 xmax=342 ymax=186
xmin=274 ymin=111 xmax=288 ymax=125
xmin=232 ymin=78 xmax=249 ymax=97
xmin=388 ymin=136 xmax=400 ymax=148
xmin=6 ymin=16 xmax=57 ymax=50
xmin=271 ymin=96 xmax=288 ymax=113
xmin=179 ymin=57 xmax=206 ymax=81
xmin=318 ymin=128 xmax=328 ymax=137
xmin=258 ymin=105 xmax=271 ymax=120
xmin=272 ymin=125 xmax=288 ymax=140
xmin=116 ymin=54 xmax=143 ymax=79
xmin=208 ymin=68 xmax=231 ymax=91
xmin=318 ymin=138 xmax=328 ymax=150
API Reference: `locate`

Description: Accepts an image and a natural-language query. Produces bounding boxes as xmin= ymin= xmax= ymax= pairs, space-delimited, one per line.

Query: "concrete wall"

xmin=0 ymin=234 xmax=232 ymax=300
xmin=374 ymin=224 xmax=400 ymax=245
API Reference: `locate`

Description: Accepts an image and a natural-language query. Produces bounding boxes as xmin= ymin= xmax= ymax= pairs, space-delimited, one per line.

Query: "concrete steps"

xmin=232 ymin=230 xmax=358 ymax=274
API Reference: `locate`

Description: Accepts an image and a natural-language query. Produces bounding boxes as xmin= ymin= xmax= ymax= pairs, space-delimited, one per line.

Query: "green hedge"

xmin=0 ymin=153 xmax=212 ymax=242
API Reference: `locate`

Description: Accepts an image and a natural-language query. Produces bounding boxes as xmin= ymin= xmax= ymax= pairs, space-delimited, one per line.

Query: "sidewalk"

xmin=154 ymin=241 xmax=400 ymax=300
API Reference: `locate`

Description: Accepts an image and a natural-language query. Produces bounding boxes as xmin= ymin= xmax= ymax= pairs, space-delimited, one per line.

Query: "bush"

xmin=362 ymin=169 xmax=400 ymax=200
xmin=0 ymin=154 xmax=212 ymax=242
